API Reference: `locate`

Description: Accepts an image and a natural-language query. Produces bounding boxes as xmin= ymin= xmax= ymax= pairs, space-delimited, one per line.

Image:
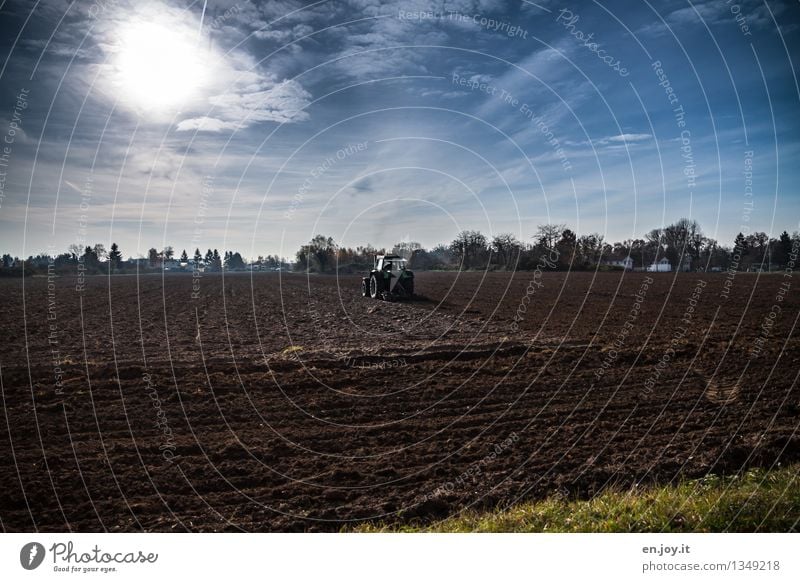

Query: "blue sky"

xmin=0 ymin=0 xmax=798 ymax=259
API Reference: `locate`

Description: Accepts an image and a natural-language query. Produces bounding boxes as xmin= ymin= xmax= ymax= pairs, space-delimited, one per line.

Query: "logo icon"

xmin=20 ymin=542 xmax=45 ymax=570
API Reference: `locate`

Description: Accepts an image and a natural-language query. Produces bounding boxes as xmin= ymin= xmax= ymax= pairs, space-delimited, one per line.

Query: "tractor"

xmin=361 ymin=254 xmax=414 ymax=300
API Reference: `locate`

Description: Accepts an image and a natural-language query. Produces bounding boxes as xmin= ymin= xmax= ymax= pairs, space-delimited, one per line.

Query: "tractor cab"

xmin=376 ymin=255 xmax=407 ymax=272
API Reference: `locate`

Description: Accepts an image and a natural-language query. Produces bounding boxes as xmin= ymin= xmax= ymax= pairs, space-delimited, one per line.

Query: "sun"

xmin=114 ymin=21 xmax=207 ymax=111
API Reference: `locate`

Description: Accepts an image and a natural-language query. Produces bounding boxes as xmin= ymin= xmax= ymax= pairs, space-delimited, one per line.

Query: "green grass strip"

xmin=354 ymin=465 xmax=800 ymax=532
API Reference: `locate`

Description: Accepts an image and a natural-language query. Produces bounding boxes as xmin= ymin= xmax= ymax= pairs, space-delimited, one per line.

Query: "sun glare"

xmin=115 ymin=21 xmax=207 ymax=111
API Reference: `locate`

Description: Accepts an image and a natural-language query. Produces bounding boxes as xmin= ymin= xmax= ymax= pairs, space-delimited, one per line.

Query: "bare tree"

xmin=577 ymin=233 xmax=604 ymax=267
xmin=491 ymin=233 xmax=521 ymax=270
xmin=391 ymin=241 xmax=422 ymax=260
xmin=663 ymin=218 xmax=701 ymax=266
xmin=534 ymin=223 xmax=565 ymax=250
xmin=450 ymin=230 xmax=488 ymax=270
xmin=297 ymin=235 xmax=337 ymax=272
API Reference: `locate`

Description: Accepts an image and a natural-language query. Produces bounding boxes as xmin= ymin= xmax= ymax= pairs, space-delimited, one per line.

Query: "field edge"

xmin=351 ymin=465 xmax=800 ymax=533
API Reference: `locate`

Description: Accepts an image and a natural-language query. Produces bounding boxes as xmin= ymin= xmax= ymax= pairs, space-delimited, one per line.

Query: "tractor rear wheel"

xmin=369 ymin=274 xmax=380 ymax=299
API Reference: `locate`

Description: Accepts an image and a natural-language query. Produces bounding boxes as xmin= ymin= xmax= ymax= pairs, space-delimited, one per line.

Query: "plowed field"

xmin=1 ymin=271 xmax=798 ymax=531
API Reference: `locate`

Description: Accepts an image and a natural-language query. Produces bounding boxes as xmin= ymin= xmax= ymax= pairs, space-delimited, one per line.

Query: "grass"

xmin=354 ymin=465 xmax=800 ymax=532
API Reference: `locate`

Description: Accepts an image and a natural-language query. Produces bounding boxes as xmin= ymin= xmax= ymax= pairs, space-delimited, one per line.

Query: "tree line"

xmin=295 ymin=219 xmax=799 ymax=273
xmin=1 ymin=218 xmax=797 ymax=277
xmin=0 ymin=243 xmax=288 ymax=277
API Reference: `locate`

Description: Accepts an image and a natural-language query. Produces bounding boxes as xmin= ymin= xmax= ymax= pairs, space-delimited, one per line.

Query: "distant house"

xmin=163 ymin=259 xmax=180 ymax=271
xmin=174 ymin=260 xmax=204 ymax=272
xmin=603 ymin=256 xmax=634 ymax=270
xmin=647 ymin=257 xmax=671 ymax=272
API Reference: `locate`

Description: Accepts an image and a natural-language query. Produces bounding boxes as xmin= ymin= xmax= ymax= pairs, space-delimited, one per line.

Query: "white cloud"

xmin=207 ymin=79 xmax=311 ymax=125
xmin=605 ymin=133 xmax=652 ymax=143
xmin=636 ymin=0 xmax=783 ymax=37
xmin=175 ymin=116 xmax=239 ymax=132
xmin=253 ymin=23 xmax=314 ymax=41
xmin=561 ymin=133 xmax=653 ymax=151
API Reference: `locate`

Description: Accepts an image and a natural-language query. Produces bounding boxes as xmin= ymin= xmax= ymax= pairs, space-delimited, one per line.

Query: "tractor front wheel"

xmin=361 ymin=278 xmax=369 ymax=297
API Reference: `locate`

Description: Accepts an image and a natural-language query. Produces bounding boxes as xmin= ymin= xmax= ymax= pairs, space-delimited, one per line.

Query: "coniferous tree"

xmin=777 ymin=231 xmax=792 ymax=266
xmin=83 ymin=246 xmax=99 ymax=268
xmin=109 ymin=243 xmax=122 ymax=269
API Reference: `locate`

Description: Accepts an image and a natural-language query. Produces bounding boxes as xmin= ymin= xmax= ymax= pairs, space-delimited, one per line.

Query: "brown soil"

xmin=1 ymin=271 xmax=798 ymax=531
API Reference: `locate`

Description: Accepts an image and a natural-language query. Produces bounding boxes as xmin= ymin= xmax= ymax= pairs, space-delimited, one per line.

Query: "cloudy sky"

xmin=0 ymin=0 xmax=798 ymax=259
